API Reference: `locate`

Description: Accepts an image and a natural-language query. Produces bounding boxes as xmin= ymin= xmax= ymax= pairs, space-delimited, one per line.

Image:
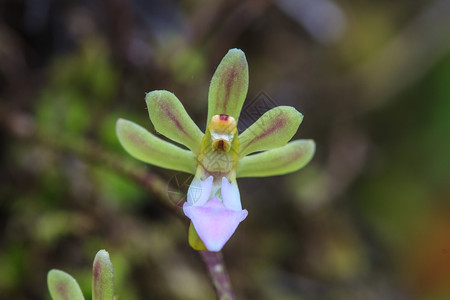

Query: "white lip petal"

xmin=184 ymin=176 xmax=247 ymax=251
xmin=221 ymin=177 xmax=242 ymax=211
xmin=187 ymin=176 xmax=213 ymax=206
xmin=183 ymin=198 xmax=248 ymax=252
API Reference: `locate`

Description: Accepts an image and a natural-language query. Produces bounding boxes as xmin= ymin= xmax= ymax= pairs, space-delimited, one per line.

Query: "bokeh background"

xmin=1 ymin=0 xmax=450 ymax=299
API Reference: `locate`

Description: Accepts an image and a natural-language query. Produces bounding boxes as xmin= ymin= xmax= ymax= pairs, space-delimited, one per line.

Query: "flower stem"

xmin=199 ymin=251 xmax=235 ymax=300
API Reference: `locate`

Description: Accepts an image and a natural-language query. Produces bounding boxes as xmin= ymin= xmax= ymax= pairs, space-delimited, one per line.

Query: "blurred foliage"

xmin=1 ymin=0 xmax=450 ymax=299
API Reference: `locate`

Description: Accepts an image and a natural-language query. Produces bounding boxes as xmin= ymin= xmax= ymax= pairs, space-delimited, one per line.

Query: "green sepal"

xmin=188 ymin=222 xmax=208 ymax=251
xmin=207 ymin=49 xmax=249 ymax=124
xmin=146 ymin=90 xmax=204 ymax=154
xmin=47 ymin=269 xmax=85 ymax=300
xmin=239 ymin=106 xmax=303 ymax=157
xmin=92 ymin=250 xmax=114 ymax=300
xmin=116 ymin=118 xmax=197 ymax=174
xmin=236 ymin=140 xmax=315 ymax=177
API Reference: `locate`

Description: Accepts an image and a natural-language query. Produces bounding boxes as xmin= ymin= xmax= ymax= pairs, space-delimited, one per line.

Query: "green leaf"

xmin=146 ymin=90 xmax=204 ymax=154
xmin=48 ymin=269 xmax=85 ymax=300
xmin=238 ymin=106 xmax=303 ymax=157
xmin=116 ymin=118 xmax=197 ymax=174
xmin=207 ymin=49 xmax=249 ymax=124
xmin=92 ymin=250 xmax=114 ymax=300
xmin=236 ymin=140 xmax=315 ymax=177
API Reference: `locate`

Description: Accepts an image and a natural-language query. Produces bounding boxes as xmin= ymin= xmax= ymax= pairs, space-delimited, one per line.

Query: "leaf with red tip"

xmin=92 ymin=250 xmax=114 ymax=300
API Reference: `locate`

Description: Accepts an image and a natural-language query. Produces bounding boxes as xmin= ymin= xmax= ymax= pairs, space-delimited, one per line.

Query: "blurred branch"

xmin=200 ymin=251 xmax=235 ymax=300
xmin=357 ymin=0 xmax=450 ymax=110
xmin=0 ymin=104 xmax=186 ymax=220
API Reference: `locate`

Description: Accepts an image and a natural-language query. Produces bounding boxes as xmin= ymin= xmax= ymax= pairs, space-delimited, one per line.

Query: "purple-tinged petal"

xmin=116 ymin=118 xmax=197 ymax=174
xmin=187 ymin=176 xmax=213 ymax=206
xmin=183 ymin=198 xmax=248 ymax=252
xmin=207 ymin=49 xmax=249 ymax=124
xmin=239 ymin=106 xmax=303 ymax=157
xmin=146 ymin=90 xmax=204 ymax=154
xmin=237 ymin=139 xmax=315 ymax=177
xmin=221 ymin=177 xmax=242 ymax=211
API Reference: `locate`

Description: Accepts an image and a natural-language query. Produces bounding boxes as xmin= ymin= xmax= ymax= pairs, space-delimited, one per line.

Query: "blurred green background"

xmin=1 ymin=0 xmax=450 ymax=299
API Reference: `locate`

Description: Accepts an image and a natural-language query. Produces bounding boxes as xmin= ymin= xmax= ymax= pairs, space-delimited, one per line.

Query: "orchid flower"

xmin=116 ymin=49 xmax=315 ymax=252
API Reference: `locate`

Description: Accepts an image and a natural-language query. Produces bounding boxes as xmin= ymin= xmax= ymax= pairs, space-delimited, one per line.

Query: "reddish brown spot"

xmin=93 ymin=260 xmax=102 ymax=298
xmin=93 ymin=260 xmax=101 ymax=281
xmin=162 ymin=103 xmax=191 ymax=139
xmin=217 ymin=140 xmax=225 ymax=151
xmin=218 ymin=67 xmax=237 ymax=112
xmin=219 ymin=114 xmax=229 ymax=121
xmin=56 ymin=282 xmax=68 ymax=300
xmin=275 ymin=148 xmax=303 ymax=169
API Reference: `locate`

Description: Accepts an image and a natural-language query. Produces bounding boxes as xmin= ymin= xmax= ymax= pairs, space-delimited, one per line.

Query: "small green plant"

xmin=47 ymin=49 xmax=314 ymax=299
xmin=47 ymin=250 xmax=115 ymax=300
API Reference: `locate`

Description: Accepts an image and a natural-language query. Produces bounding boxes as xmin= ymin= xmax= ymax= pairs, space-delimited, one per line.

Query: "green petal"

xmin=238 ymin=106 xmax=303 ymax=157
xmin=116 ymin=118 xmax=197 ymax=174
xmin=236 ymin=140 xmax=315 ymax=177
xmin=48 ymin=269 xmax=85 ymax=300
xmin=92 ymin=250 xmax=114 ymax=300
xmin=146 ymin=90 xmax=203 ymax=154
xmin=207 ymin=49 xmax=249 ymax=124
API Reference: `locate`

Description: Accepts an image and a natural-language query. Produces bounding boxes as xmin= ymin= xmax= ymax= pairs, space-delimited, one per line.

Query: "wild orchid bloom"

xmin=116 ymin=49 xmax=315 ymax=252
